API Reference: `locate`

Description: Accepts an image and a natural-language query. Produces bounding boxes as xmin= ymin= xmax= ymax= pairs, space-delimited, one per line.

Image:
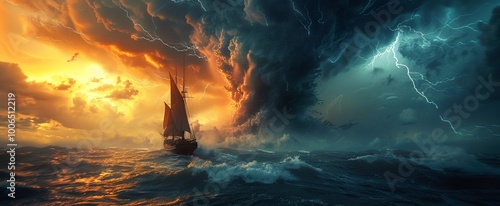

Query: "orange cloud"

xmin=106 ymin=78 xmax=139 ymax=100
xmin=53 ymin=78 xmax=76 ymax=91
xmin=0 ymin=0 xmax=236 ymax=149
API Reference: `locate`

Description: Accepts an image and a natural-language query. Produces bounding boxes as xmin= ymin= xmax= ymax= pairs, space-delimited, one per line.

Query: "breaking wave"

xmin=3 ymin=146 xmax=499 ymax=205
xmin=189 ymin=154 xmax=321 ymax=184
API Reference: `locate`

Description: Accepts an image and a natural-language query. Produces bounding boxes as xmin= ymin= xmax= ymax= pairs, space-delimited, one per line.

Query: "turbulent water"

xmin=1 ymin=146 xmax=500 ymax=205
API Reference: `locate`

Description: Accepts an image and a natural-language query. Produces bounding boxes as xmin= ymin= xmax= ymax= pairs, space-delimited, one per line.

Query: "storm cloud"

xmin=182 ymin=0 xmax=500 ymax=141
xmin=4 ymin=0 xmax=500 ymax=150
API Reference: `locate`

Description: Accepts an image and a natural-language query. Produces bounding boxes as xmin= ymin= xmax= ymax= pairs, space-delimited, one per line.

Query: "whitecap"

xmin=189 ymin=156 xmax=321 ymax=184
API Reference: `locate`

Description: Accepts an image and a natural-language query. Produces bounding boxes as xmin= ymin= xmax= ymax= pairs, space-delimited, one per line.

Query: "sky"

xmin=0 ymin=0 xmax=499 ymax=152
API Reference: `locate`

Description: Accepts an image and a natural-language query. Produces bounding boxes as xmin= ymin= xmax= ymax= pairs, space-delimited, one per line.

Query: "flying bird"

xmin=387 ymin=74 xmax=395 ymax=85
xmin=67 ymin=52 xmax=79 ymax=62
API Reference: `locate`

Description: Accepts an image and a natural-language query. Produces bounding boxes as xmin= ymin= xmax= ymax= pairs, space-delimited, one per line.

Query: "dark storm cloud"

xmin=183 ymin=0 xmax=454 ymax=137
xmin=385 ymin=1 xmax=493 ymax=78
xmin=479 ymin=6 xmax=500 ymax=77
xmin=59 ymin=0 xmax=205 ymax=76
xmin=151 ymin=0 xmax=498 ymax=139
xmin=40 ymin=0 xmax=493 ymax=141
xmin=189 ymin=1 xmax=386 ymax=124
xmin=15 ymin=0 xmax=498 ymax=141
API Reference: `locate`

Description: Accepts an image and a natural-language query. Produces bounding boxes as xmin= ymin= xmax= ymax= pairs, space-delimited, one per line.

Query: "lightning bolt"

xmin=198 ymin=0 xmax=207 ymax=11
xmin=3 ymin=0 xmax=167 ymax=91
xmin=437 ymin=7 xmax=487 ymax=33
xmin=439 ymin=116 xmax=464 ymax=135
xmin=13 ymin=6 xmax=88 ymax=40
xmin=116 ymin=1 xmax=206 ymax=88
xmin=327 ymin=34 xmax=349 ymax=63
xmin=283 ymin=76 xmax=289 ymax=92
xmin=290 ymin=0 xmax=312 ymax=35
xmin=150 ymin=0 xmax=170 ymax=37
xmin=369 ymin=32 xmax=439 ymax=109
xmin=365 ymin=33 xmax=456 ymax=133
xmin=317 ymin=0 xmax=325 ymax=24
xmin=361 ymin=3 xmax=499 ymax=135
xmin=416 ymin=74 xmax=466 ymax=94
xmin=325 ymin=95 xmax=343 ymax=119
xmin=460 ymin=125 xmax=500 ymax=139
xmin=117 ymin=3 xmax=205 ymax=59
xmin=359 ymin=0 xmax=374 ymax=15
xmin=256 ymin=6 xmax=269 ymax=26
xmin=475 ymin=125 xmax=500 ymax=137
xmin=57 ymin=22 xmax=88 ymax=39
xmin=198 ymin=83 xmax=212 ymax=103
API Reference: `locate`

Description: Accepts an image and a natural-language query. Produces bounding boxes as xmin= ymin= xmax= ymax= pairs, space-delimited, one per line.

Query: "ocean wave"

xmin=256 ymin=149 xmax=275 ymax=154
xmin=189 ymin=156 xmax=322 ymax=184
xmin=410 ymin=147 xmax=500 ymax=174
xmin=3 ymin=147 xmax=499 ymax=205
xmin=347 ymin=150 xmax=400 ymax=163
xmin=348 ymin=147 xmax=500 ymax=175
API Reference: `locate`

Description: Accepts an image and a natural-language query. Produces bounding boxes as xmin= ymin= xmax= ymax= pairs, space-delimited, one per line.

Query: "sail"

xmin=163 ymin=102 xmax=173 ymax=130
xmin=163 ymin=102 xmax=176 ymax=136
xmin=169 ymin=74 xmax=191 ymax=133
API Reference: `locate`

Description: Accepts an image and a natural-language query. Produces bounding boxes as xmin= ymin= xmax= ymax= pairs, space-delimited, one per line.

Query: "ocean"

xmin=1 ymin=146 xmax=500 ymax=205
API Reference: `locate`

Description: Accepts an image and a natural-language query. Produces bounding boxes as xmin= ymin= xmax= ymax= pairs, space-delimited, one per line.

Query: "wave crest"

xmin=189 ymin=156 xmax=321 ymax=184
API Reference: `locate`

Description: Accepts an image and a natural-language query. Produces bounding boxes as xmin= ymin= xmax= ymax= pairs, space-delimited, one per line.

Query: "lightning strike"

xmin=325 ymin=95 xmax=343 ymax=119
xmin=118 ymin=3 xmax=205 ymax=59
xmin=256 ymin=6 xmax=269 ymax=26
xmin=359 ymin=0 xmax=374 ymax=15
xmin=198 ymin=83 xmax=212 ymax=103
xmin=283 ymin=76 xmax=289 ymax=91
xmin=290 ymin=0 xmax=312 ymax=35
xmin=198 ymin=0 xmax=207 ymax=11
xmin=317 ymin=0 xmax=325 ymax=24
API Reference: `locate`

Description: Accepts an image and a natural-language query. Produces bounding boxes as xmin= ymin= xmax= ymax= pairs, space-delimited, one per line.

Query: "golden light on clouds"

xmin=0 ymin=0 xmax=235 ymax=148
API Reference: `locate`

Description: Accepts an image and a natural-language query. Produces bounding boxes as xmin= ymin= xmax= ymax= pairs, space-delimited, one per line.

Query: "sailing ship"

xmin=162 ymin=66 xmax=197 ymax=155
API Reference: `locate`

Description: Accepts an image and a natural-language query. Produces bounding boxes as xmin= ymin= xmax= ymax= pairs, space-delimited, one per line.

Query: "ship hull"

xmin=163 ymin=139 xmax=197 ymax=155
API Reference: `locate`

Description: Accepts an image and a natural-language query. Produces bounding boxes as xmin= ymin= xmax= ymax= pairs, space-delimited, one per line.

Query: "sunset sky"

xmin=0 ymin=0 xmax=234 ymax=148
xmin=1 ymin=0 xmax=499 ymax=152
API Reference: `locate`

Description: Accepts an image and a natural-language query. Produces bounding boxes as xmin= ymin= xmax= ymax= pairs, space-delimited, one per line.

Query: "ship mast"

xmin=175 ymin=55 xmax=178 ymax=86
xmin=182 ymin=53 xmax=186 ymax=95
xmin=181 ymin=53 xmax=195 ymax=140
xmin=182 ymin=53 xmax=187 ymax=140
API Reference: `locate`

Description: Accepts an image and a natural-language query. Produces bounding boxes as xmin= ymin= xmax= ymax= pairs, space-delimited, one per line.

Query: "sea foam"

xmin=189 ymin=155 xmax=321 ymax=184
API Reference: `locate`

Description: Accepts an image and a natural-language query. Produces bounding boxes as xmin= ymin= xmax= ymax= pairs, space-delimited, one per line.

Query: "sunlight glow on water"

xmin=1 ymin=147 xmax=499 ymax=205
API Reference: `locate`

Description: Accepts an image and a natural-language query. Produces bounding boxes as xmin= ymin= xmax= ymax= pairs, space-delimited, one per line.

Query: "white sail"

xmin=169 ymin=74 xmax=191 ymax=133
